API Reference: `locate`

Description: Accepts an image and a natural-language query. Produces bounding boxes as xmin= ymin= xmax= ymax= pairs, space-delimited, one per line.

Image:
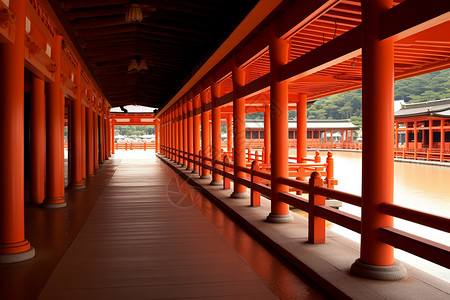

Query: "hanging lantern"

xmin=125 ymin=4 xmax=143 ymax=23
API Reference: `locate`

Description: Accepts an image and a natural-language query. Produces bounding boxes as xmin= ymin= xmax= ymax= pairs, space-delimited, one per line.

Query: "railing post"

xmin=125 ymin=142 xmax=128 ymax=151
xmin=144 ymin=142 xmax=146 ymax=151
xmin=198 ymin=150 xmax=202 ymax=176
xmin=326 ymin=152 xmax=336 ymax=189
xmin=130 ymin=142 xmax=133 ymax=150
xmin=308 ymin=172 xmax=325 ymax=244
xmin=251 ymin=161 xmax=261 ymax=207
xmin=223 ymin=155 xmax=231 ymax=190
xmin=314 ymin=151 xmax=321 ymax=163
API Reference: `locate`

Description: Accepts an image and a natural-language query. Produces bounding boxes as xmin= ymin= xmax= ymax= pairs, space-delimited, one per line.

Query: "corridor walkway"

xmin=38 ymin=153 xmax=278 ymax=299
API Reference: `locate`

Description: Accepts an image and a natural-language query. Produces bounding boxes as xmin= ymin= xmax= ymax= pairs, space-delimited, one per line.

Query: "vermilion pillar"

xmin=231 ymin=65 xmax=247 ymax=198
xmin=30 ymin=74 xmax=46 ymax=205
xmin=193 ymin=97 xmax=201 ymax=173
xmin=86 ymin=106 xmax=94 ymax=176
xmin=183 ymin=100 xmax=188 ymax=165
xmin=155 ymin=118 xmax=160 ymax=153
xmin=187 ymin=99 xmax=194 ymax=170
xmin=111 ymin=118 xmax=115 ymax=154
xmin=104 ymin=116 xmax=108 ymax=160
xmin=297 ymin=94 xmax=307 ymax=163
xmin=98 ymin=113 xmax=104 ymax=163
xmin=43 ymin=34 xmax=66 ymax=208
xmin=178 ymin=102 xmax=184 ymax=165
xmin=170 ymin=108 xmax=175 ymax=160
xmin=81 ymin=105 xmax=86 ymax=180
xmin=440 ymin=120 xmax=444 ymax=162
xmin=267 ymin=36 xmax=293 ymax=222
xmin=201 ymin=89 xmax=211 ymax=178
xmin=70 ymin=65 xmax=84 ymax=189
xmin=172 ymin=107 xmax=177 ymax=161
xmin=0 ymin=0 xmax=35 ymax=263
xmin=264 ymin=105 xmax=270 ymax=164
xmin=211 ymin=82 xmax=223 ymax=185
xmin=413 ymin=121 xmax=418 ymax=160
xmin=351 ymin=0 xmax=406 ymax=280
xmin=94 ymin=111 xmax=99 ymax=168
xmin=226 ymin=114 xmax=232 ymax=153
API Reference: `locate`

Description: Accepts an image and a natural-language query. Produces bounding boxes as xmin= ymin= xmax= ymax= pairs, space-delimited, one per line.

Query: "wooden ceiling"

xmin=49 ymin=0 xmax=258 ymax=108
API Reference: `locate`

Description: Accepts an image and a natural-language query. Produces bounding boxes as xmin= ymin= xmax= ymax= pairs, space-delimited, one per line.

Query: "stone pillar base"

xmin=210 ymin=181 xmax=223 ymax=186
xmin=0 ymin=247 xmax=35 ymax=264
xmin=41 ymin=200 xmax=67 ymax=209
xmin=266 ymin=213 xmax=294 ymax=223
xmin=350 ymin=259 xmax=407 ymax=281
xmin=230 ymin=192 xmax=247 ymax=199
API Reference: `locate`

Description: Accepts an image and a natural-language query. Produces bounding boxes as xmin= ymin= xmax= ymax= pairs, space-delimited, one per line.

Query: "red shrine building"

xmin=0 ymin=0 xmax=449 ymax=298
xmin=394 ymin=98 xmax=450 ymax=162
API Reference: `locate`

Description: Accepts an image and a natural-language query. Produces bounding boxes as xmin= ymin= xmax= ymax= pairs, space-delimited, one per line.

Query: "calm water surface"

xmin=310 ymin=150 xmax=450 ymax=282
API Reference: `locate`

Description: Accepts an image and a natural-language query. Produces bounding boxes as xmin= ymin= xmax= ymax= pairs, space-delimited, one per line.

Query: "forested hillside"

xmin=307 ymin=69 xmax=450 ymax=126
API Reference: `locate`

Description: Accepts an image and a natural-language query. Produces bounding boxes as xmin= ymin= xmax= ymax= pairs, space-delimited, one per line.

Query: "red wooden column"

xmin=183 ymin=100 xmax=188 ymax=165
xmin=111 ymin=118 xmax=115 ymax=154
xmin=193 ymin=96 xmax=201 ymax=173
xmin=351 ymin=0 xmax=406 ymax=280
xmin=405 ymin=127 xmax=409 ymax=149
xmin=98 ymin=112 xmax=104 ymax=163
xmin=231 ymin=65 xmax=247 ymax=198
xmin=266 ymin=36 xmax=293 ymax=222
xmin=81 ymin=105 xmax=86 ymax=180
xmin=155 ymin=118 xmax=160 ymax=153
xmin=428 ymin=122 xmax=433 ymax=151
xmin=86 ymin=105 xmax=95 ymax=176
xmin=104 ymin=115 xmax=108 ymax=157
xmin=413 ymin=121 xmax=418 ymax=160
xmin=201 ymin=88 xmax=211 ymax=178
xmin=297 ymin=94 xmax=307 ymax=163
xmin=0 ymin=0 xmax=35 ymax=263
xmin=170 ymin=107 xmax=175 ymax=160
xmin=104 ymin=115 xmax=109 ymax=159
xmin=226 ymin=114 xmax=232 ymax=153
xmin=43 ymin=34 xmax=66 ymax=208
xmin=440 ymin=119 xmax=444 ymax=162
xmin=264 ymin=105 xmax=270 ymax=164
xmin=187 ymin=99 xmax=194 ymax=170
xmin=394 ymin=121 xmax=398 ymax=149
xmin=168 ymin=113 xmax=171 ymax=157
xmin=180 ymin=102 xmax=185 ymax=165
xmin=94 ymin=110 xmax=99 ymax=168
xmin=30 ymin=75 xmax=46 ymax=205
xmin=173 ymin=106 xmax=178 ymax=161
xmin=176 ymin=102 xmax=182 ymax=164
xmin=70 ymin=65 xmax=84 ymax=189
xmin=211 ymin=82 xmax=223 ymax=185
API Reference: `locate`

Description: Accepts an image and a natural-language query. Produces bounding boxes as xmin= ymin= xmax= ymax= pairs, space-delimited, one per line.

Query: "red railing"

xmin=244 ymin=139 xmax=362 ymax=150
xmin=114 ymin=142 xmax=156 ymax=151
xmin=394 ymin=147 xmax=450 ymax=162
xmin=160 ymin=145 xmax=450 ymax=270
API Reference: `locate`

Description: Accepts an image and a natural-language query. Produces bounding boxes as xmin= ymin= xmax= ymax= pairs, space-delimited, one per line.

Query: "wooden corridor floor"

xmin=33 ymin=152 xmax=297 ymax=300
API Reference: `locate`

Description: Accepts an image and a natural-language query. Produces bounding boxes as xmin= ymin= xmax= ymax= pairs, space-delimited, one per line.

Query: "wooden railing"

xmin=244 ymin=139 xmax=362 ymax=150
xmin=114 ymin=142 xmax=156 ymax=151
xmin=160 ymin=145 xmax=450 ymax=270
xmin=394 ymin=147 xmax=450 ymax=162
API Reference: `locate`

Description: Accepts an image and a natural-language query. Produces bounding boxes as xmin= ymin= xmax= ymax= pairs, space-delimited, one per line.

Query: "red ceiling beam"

xmin=380 ymin=0 xmax=450 ymax=41
xmin=279 ymin=26 xmax=362 ymax=83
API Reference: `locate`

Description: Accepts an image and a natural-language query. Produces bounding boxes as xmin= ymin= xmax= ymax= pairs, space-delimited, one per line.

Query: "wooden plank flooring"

xmin=39 ymin=155 xmax=277 ymax=299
